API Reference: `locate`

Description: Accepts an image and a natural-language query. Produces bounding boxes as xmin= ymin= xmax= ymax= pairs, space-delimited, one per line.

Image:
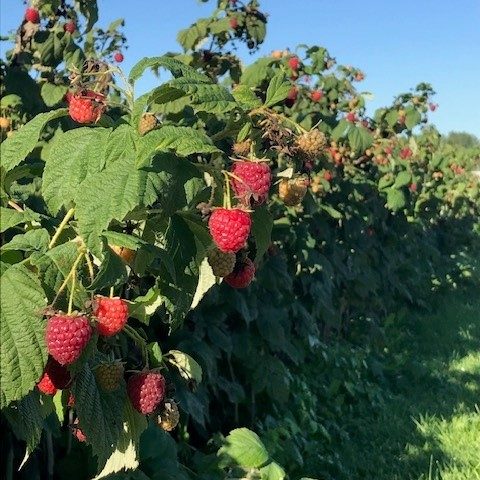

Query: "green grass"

xmin=336 ymin=288 xmax=480 ymax=480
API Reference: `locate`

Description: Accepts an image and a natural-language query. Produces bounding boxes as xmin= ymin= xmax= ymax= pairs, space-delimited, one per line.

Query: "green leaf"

xmin=387 ymin=188 xmax=406 ymax=211
xmin=167 ymin=350 xmax=203 ymax=383
xmin=72 ymin=364 xmax=126 ymax=465
xmin=137 ymin=126 xmax=220 ymax=164
xmin=89 ymin=247 xmax=128 ymax=291
xmin=331 ymin=119 xmax=351 ymax=141
xmin=347 ymin=125 xmax=373 ymax=155
xmin=1 ymin=228 xmax=50 ymax=253
xmin=177 ymin=20 xmax=209 ymax=51
xmin=232 ymin=85 xmax=262 ymax=109
xmin=128 ymin=286 xmax=164 ymax=325
xmin=93 ymin=401 xmax=147 ymax=479
xmin=0 ymin=207 xmax=40 ymax=233
xmin=0 ymin=109 xmax=67 ymax=172
xmin=394 ymin=170 xmax=412 ymax=188
xmin=240 ymin=58 xmax=275 ymax=87
xmin=264 ymin=72 xmax=291 ymax=108
xmin=319 ymin=203 xmax=343 ymax=219
xmin=405 ymin=108 xmax=422 ymax=130
xmin=147 ymin=342 xmax=163 ymax=368
xmin=385 ymin=109 xmax=399 ymax=128
xmin=218 ymin=428 xmax=269 ymax=469
xmin=40 ymin=82 xmax=68 ymax=107
xmin=260 ymin=462 xmax=286 ymax=480
xmin=252 ymin=207 xmax=273 ymax=262
xmin=129 ymin=56 xmax=209 ymax=84
xmin=190 ymin=257 xmax=216 ymax=310
xmin=102 ymin=232 xmax=146 ymax=250
xmin=0 ymin=265 xmax=47 ymax=407
xmin=74 ymin=0 xmax=99 ymax=31
xmin=43 ymin=127 xmax=110 ymax=215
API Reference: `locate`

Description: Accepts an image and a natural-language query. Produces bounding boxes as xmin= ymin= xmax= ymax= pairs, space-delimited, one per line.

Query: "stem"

xmin=124 ymin=324 xmax=149 ymax=368
xmin=50 ymin=251 xmax=84 ymax=308
xmin=222 ymin=171 xmax=232 ymax=209
xmin=109 ymin=286 xmax=115 ymax=298
xmin=46 ymin=431 xmax=54 ymax=479
xmin=7 ymin=200 xmax=23 ymax=212
xmin=84 ymin=253 xmax=94 ymax=283
xmin=49 ymin=208 xmax=75 ymax=249
xmin=67 ymin=271 xmax=76 ymax=315
xmin=249 ymin=106 xmax=308 ymax=134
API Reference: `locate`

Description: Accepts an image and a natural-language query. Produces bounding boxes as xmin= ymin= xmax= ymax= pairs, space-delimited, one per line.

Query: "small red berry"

xmin=114 ymin=52 xmax=124 ymax=63
xmin=224 ymin=258 xmax=255 ymax=289
xmin=72 ymin=419 xmax=86 ymax=442
xmin=384 ymin=146 xmax=393 ymax=155
xmin=37 ymin=358 xmax=71 ymax=395
xmin=323 ymin=170 xmax=333 ymax=182
xmin=229 ymin=17 xmax=238 ymax=29
xmin=311 ymin=90 xmax=323 ymax=102
xmin=231 ymin=161 xmax=272 ymax=207
xmin=285 ymin=86 xmax=298 ymax=108
xmin=429 ymin=103 xmax=438 ymax=112
xmin=208 ymin=208 xmax=251 ymax=253
xmin=68 ymin=90 xmax=106 ymax=124
xmin=45 ymin=314 xmax=92 ymax=366
xmin=64 ymin=21 xmax=76 ymax=34
xmin=399 ymin=147 xmax=413 ymax=159
xmin=93 ymin=296 xmax=128 ymax=337
xmin=25 ymin=7 xmax=40 ymax=23
xmin=288 ymin=56 xmax=300 ymax=71
xmin=346 ymin=112 xmax=357 ymax=123
xmin=127 ymin=371 xmax=166 ymax=414
xmin=68 ymin=392 xmax=76 ymax=407
xmin=409 ymin=182 xmax=417 ymax=192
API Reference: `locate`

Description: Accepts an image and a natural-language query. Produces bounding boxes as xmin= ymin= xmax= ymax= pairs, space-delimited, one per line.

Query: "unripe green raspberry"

xmin=95 ymin=361 xmax=124 ymax=392
xmin=207 ymin=247 xmax=236 ymax=277
xmin=138 ymin=113 xmax=158 ymax=135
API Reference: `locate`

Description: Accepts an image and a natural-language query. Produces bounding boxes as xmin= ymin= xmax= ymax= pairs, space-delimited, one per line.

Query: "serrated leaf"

xmin=252 ymin=207 xmax=273 ymax=262
xmin=41 ymin=82 xmax=68 ymax=107
xmin=331 ymin=119 xmax=351 ymax=141
xmin=89 ymin=247 xmax=128 ymax=291
xmin=218 ymin=428 xmax=269 ymax=469
xmin=232 ymin=85 xmax=262 ymax=109
xmin=147 ymin=342 xmax=163 ymax=367
xmin=240 ymin=58 xmax=275 ymax=87
xmin=93 ymin=401 xmax=147 ymax=479
xmin=75 ymin=0 xmax=98 ymax=31
xmin=385 ymin=109 xmax=399 ymax=128
xmin=43 ymin=127 xmax=110 ymax=215
xmin=347 ymin=125 xmax=373 ymax=155
xmin=264 ymin=72 xmax=291 ymax=108
xmin=0 ymin=109 xmax=67 ymax=172
xmin=167 ymin=350 xmax=203 ymax=383
xmin=0 ymin=265 xmax=47 ymax=407
xmin=260 ymin=461 xmax=286 ymax=480
xmin=128 ymin=286 xmax=164 ymax=325
xmin=72 ymin=364 xmax=126 ymax=465
xmin=129 ymin=56 xmax=209 ymax=84
xmin=387 ymin=188 xmax=406 ymax=211
xmin=0 ymin=207 xmax=40 ymax=233
xmin=190 ymin=257 xmax=216 ymax=310
xmin=1 ymin=228 xmax=50 ymax=253
xmin=405 ymin=109 xmax=421 ymax=130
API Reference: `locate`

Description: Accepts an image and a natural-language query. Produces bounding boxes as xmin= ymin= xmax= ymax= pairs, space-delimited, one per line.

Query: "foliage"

xmin=1 ymin=1 xmax=479 ymax=479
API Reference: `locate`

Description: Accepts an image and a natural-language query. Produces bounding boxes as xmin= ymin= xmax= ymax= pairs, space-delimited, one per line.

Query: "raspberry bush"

xmin=1 ymin=0 xmax=479 ymax=479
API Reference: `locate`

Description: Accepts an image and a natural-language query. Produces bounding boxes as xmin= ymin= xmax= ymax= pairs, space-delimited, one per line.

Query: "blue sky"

xmin=2 ymin=0 xmax=480 ymax=136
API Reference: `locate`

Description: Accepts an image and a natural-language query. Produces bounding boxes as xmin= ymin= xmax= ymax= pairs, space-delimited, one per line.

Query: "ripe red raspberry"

xmin=127 ymin=371 xmax=166 ymax=414
xmin=37 ymin=358 xmax=71 ymax=395
xmin=288 ymin=56 xmax=300 ymax=71
xmin=93 ymin=296 xmax=128 ymax=337
xmin=323 ymin=170 xmax=333 ymax=182
xmin=25 ymin=7 xmax=40 ymax=23
xmin=399 ymin=147 xmax=413 ymax=159
xmin=409 ymin=182 xmax=417 ymax=192
xmin=311 ymin=90 xmax=323 ymax=102
xmin=208 ymin=208 xmax=251 ymax=253
xmin=285 ymin=87 xmax=298 ymax=108
xmin=231 ymin=161 xmax=272 ymax=207
xmin=346 ymin=112 xmax=357 ymax=123
xmin=229 ymin=17 xmax=238 ymax=29
xmin=68 ymin=90 xmax=106 ymax=124
xmin=95 ymin=361 xmax=124 ymax=391
xmin=72 ymin=418 xmax=86 ymax=442
xmin=114 ymin=52 xmax=124 ymax=63
xmin=45 ymin=314 xmax=92 ymax=365
xmin=64 ymin=21 xmax=76 ymax=34
xmin=224 ymin=258 xmax=255 ymax=288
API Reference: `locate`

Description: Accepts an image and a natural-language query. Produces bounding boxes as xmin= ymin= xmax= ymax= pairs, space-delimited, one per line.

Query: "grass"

xmin=334 ymin=287 xmax=480 ymax=480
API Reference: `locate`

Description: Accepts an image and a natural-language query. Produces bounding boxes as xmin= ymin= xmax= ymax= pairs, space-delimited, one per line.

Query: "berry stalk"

xmin=49 ymin=208 xmax=75 ymax=249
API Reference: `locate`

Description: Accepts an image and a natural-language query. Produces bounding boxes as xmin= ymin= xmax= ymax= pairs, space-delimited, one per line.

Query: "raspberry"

xmin=285 ymin=87 xmax=298 ymax=108
xmin=64 ymin=21 xmax=76 ymax=34
xmin=232 ymin=139 xmax=252 ymax=157
xmin=138 ymin=113 xmax=158 ymax=135
xmin=311 ymin=90 xmax=323 ymax=102
xmin=95 ymin=361 xmax=124 ymax=392
xmin=68 ymin=392 xmax=75 ymax=407
xmin=208 ymin=208 xmax=251 ymax=253
xmin=399 ymin=147 xmax=413 ymax=159
xmin=46 ymin=314 xmax=92 ymax=366
xmin=346 ymin=112 xmax=357 ymax=123
xmin=114 ymin=52 xmax=124 ymax=63
xmin=72 ymin=418 xmax=86 ymax=442
xmin=323 ymin=170 xmax=333 ymax=181
xmin=156 ymin=399 xmax=180 ymax=432
xmin=25 ymin=8 xmax=40 ymax=23
xmin=127 ymin=371 xmax=166 ymax=414
xmin=68 ymin=90 xmax=106 ymax=124
xmin=409 ymin=182 xmax=417 ymax=192
xmin=278 ymin=177 xmax=308 ymax=206
xmin=207 ymin=247 xmax=236 ymax=277
xmin=231 ymin=160 xmax=272 ymax=207
xmin=224 ymin=257 xmax=255 ymax=289
xmin=229 ymin=17 xmax=238 ymax=29
xmin=288 ymin=56 xmax=300 ymax=71
xmin=37 ymin=358 xmax=71 ymax=395
xmin=295 ymin=129 xmax=326 ymax=158
xmin=93 ymin=296 xmax=128 ymax=337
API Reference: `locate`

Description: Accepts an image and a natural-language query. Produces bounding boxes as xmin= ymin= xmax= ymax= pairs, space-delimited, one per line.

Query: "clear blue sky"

xmin=2 ymin=0 xmax=480 ymax=136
